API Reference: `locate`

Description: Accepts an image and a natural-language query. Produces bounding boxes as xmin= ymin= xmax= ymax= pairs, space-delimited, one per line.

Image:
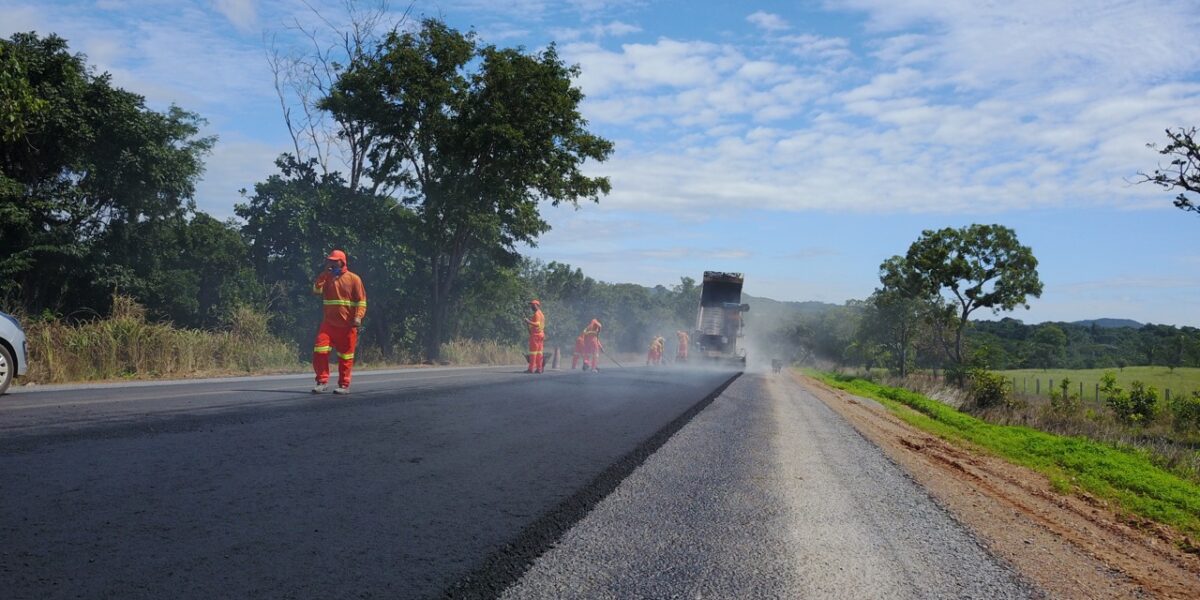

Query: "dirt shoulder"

xmin=794 ymin=372 xmax=1200 ymax=599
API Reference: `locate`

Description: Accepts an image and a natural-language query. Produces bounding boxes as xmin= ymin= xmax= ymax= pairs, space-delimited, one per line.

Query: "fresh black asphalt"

xmin=0 ymin=365 xmax=738 ymax=599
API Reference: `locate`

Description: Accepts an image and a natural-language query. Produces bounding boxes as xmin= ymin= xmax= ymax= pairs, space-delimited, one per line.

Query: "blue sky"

xmin=5 ymin=0 xmax=1200 ymax=326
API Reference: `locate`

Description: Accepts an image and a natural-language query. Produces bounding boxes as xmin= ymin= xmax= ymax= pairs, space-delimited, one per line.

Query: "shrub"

xmin=1102 ymin=372 xmax=1160 ymax=425
xmin=967 ymin=368 xmax=1016 ymax=409
xmin=1050 ymin=376 xmax=1081 ymax=412
xmin=1169 ymin=391 xmax=1200 ymax=434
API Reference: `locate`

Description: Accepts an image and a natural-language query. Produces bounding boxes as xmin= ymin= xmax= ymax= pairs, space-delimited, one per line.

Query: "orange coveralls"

xmin=676 ymin=330 xmax=690 ymax=362
xmin=527 ymin=307 xmax=546 ymax=373
xmin=582 ymin=319 xmax=602 ymax=370
xmin=312 ymin=266 xmax=367 ymax=388
xmin=572 ymin=333 xmax=585 ymax=369
xmin=647 ymin=337 xmax=663 ymax=365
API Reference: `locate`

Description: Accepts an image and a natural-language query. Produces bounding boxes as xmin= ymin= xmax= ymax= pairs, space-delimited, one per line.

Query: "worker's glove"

xmin=353 ymin=318 xmax=362 ymax=328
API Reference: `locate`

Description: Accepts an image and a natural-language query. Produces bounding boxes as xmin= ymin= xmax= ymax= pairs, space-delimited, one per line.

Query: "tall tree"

xmin=267 ymin=0 xmax=414 ymax=192
xmin=324 ymin=19 xmax=613 ymax=359
xmin=867 ymin=256 xmax=929 ymax=377
xmin=1140 ymin=126 xmax=1200 ymax=215
xmin=904 ymin=224 xmax=1043 ymax=369
xmin=237 ymin=156 xmax=422 ymax=358
xmin=0 ymin=32 xmax=213 ymax=315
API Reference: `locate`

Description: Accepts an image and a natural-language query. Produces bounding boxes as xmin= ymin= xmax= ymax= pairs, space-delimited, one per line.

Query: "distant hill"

xmin=1071 ymin=318 xmax=1143 ymax=329
xmin=742 ymin=294 xmax=840 ymax=327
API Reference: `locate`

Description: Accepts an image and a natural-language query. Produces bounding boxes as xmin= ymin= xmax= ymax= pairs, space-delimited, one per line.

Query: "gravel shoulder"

xmin=799 ymin=372 xmax=1200 ymax=599
xmin=502 ymin=372 xmax=1035 ymax=599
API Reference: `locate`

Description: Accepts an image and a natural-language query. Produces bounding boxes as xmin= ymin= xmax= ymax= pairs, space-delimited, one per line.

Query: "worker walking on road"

xmin=525 ymin=300 xmax=546 ymax=374
xmin=581 ymin=319 xmax=603 ymax=372
xmin=676 ymin=330 xmax=690 ymax=363
xmin=311 ymin=249 xmax=366 ymax=394
xmin=572 ymin=331 xmax=585 ymax=369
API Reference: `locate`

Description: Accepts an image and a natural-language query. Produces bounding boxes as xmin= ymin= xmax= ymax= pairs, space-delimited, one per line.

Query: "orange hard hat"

xmin=530 ymin=299 xmax=541 ymax=307
xmin=326 ymin=249 xmax=347 ymax=263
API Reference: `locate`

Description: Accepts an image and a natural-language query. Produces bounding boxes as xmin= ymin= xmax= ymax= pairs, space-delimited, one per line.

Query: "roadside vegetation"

xmin=20 ymin=297 xmax=299 ymax=384
xmin=17 ymin=296 xmax=534 ymax=384
xmin=813 ymin=372 xmax=1200 ymax=540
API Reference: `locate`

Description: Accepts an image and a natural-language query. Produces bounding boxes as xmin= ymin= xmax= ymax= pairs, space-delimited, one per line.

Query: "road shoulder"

xmin=795 ymin=371 xmax=1200 ymax=599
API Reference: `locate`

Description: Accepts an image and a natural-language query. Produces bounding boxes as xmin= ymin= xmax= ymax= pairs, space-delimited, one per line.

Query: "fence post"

xmin=1166 ymin=389 xmax=1171 ymax=402
xmin=1036 ymin=379 xmax=1040 ymax=395
xmin=1079 ymin=381 xmax=1083 ymax=398
xmin=1049 ymin=379 xmax=1054 ymax=396
xmin=1095 ymin=383 xmax=1099 ymax=401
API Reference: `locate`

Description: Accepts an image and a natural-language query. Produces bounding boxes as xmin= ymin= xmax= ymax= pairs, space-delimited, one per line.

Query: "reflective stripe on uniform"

xmin=337 ymin=352 xmax=355 ymax=360
xmin=323 ymin=299 xmax=367 ymax=307
xmin=314 ymin=345 xmax=332 ymax=353
xmin=529 ymin=351 xmax=543 ymax=355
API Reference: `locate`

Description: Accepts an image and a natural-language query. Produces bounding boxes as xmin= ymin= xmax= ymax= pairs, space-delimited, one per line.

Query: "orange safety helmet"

xmin=530 ymin=299 xmax=541 ymax=307
xmin=590 ymin=318 xmax=602 ymax=330
xmin=326 ymin=249 xmax=347 ymax=266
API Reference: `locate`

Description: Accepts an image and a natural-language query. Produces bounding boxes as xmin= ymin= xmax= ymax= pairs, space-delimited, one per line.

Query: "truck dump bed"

xmin=694 ymin=271 xmax=747 ymax=363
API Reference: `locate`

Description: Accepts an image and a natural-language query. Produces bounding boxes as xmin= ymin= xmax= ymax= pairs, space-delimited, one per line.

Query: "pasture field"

xmin=996 ymin=366 xmax=1200 ymax=400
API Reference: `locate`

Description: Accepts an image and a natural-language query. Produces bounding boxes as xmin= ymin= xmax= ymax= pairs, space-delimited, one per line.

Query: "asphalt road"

xmin=0 ymin=365 xmax=738 ymax=599
xmin=1 ymin=366 xmax=1037 ymax=599
xmin=502 ymin=372 xmax=1037 ymax=599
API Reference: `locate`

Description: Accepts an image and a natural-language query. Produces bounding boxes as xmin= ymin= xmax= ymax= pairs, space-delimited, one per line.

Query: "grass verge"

xmin=439 ymin=338 xmax=526 ymax=366
xmin=23 ymin=298 xmax=301 ymax=384
xmin=810 ymin=370 xmax=1200 ymax=539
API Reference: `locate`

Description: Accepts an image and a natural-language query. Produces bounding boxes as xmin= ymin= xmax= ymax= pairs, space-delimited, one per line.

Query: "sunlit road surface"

xmin=503 ymin=373 xmax=1036 ymax=599
xmin=0 ymin=366 xmax=1034 ymax=599
xmin=0 ymin=365 xmax=738 ymax=599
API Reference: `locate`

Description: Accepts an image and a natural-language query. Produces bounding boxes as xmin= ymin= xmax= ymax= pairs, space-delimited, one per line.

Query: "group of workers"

xmin=307 ymin=248 xmax=698 ymax=392
xmin=647 ymin=330 xmax=690 ymax=365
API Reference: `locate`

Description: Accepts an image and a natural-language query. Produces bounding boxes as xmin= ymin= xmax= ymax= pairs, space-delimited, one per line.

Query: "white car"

xmin=0 ymin=311 xmax=28 ymax=395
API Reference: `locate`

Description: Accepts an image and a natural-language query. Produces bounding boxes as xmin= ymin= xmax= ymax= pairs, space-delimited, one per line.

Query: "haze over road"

xmin=0 ymin=366 xmax=1034 ymax=599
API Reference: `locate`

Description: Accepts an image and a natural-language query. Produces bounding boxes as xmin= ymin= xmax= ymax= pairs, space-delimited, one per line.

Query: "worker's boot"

xmin=333 ymin=386 xmax=350 ymax=395
xmin=312 ymin=383 xmax=328 ymax=393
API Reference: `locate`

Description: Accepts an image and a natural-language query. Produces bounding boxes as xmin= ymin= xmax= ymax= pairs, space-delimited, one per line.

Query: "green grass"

xmin=811 ymin=371 xmax=1200 ymax=538
xmin=996 ymin=366 xmax=1200 ymax=400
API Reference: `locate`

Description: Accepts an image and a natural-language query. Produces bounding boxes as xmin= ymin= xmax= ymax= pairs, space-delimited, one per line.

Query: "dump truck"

xmin=694 ymin=271 xmax=749 ymax=365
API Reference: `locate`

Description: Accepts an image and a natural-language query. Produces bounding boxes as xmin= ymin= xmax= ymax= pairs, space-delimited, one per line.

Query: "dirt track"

xmin=797 ymin=372 xmax=1200 ymax=599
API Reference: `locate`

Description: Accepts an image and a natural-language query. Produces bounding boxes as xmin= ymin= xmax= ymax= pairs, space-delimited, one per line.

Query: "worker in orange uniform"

xmin=311 ymin=249 xmax=367 ymax=394
xmin=646 ymin=335 xmax=663 ymax=365
xmin=581 ymin=319 xmax=603 ymax=372
xmin=676 ymin=330 xmax=690 ymax=363
xmin=572 ymin=331 xmax=585 ymax=369
xmin=525 ymin=300 xmax=546 ymax=374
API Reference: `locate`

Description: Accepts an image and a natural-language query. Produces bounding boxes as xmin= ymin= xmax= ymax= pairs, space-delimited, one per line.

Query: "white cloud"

xmin=213 ymin=0 xmax=257 ymax=32
xmin=551 ymin=20 xmax=641 ymax=42
xmin=746 ymin=10 xmax=789 ymax=32
xmin=827 ymin=0 xmax=1200 ymax=89
xmin=779 ymin=33 xmax=853 ymax=63
xmin=193 ymin=136 xmax=284 ymax=219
